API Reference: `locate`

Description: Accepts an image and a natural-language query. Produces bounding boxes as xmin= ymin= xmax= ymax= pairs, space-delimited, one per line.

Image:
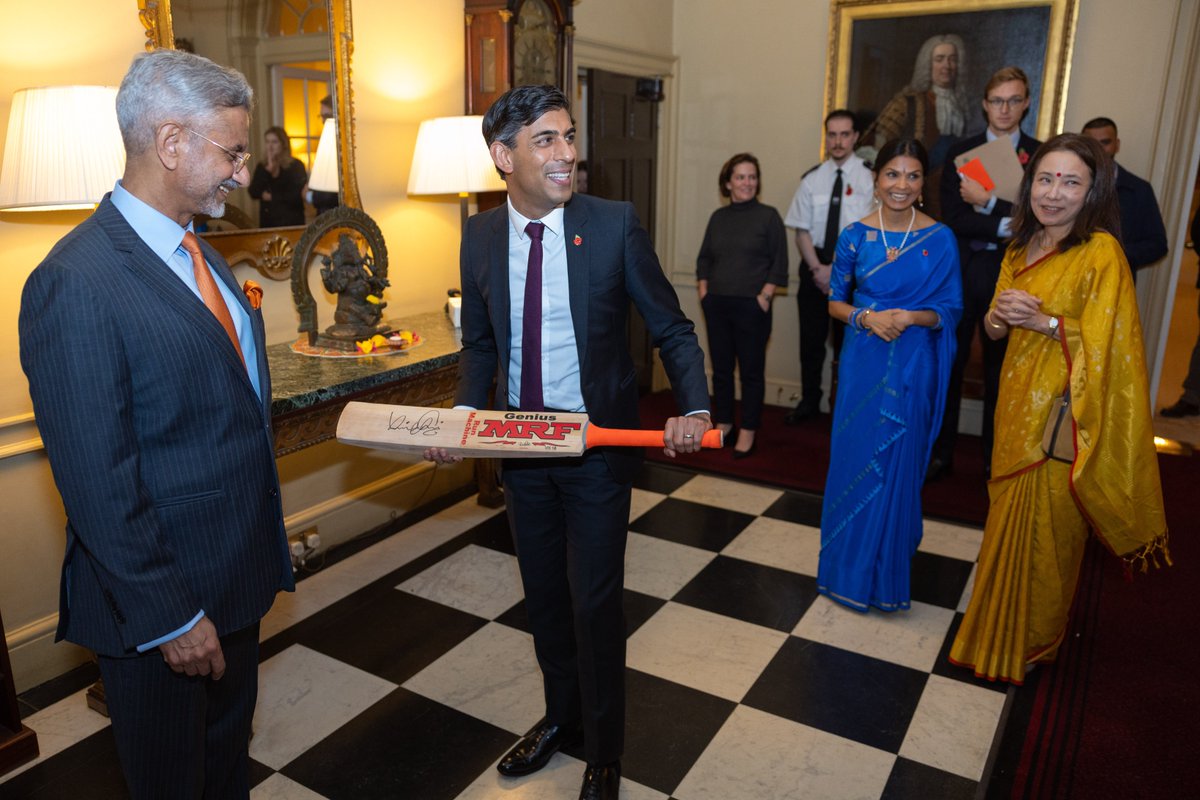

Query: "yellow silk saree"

xmin=950 ymin=232 xmax=1169 ymax=684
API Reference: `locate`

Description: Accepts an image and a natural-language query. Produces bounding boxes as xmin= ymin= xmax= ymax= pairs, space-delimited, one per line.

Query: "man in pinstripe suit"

xmin=19 ymin=50 xmax=293 ymax=798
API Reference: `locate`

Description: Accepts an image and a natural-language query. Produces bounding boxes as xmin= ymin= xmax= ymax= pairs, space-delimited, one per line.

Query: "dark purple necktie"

xmin=520 ymin=221 xmax=545 ymax=411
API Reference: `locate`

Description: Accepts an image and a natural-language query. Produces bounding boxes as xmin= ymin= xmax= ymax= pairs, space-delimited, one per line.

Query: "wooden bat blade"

xmin=336 ymin=403 xmax=589 ymax=457
xmin=336 ymin=403 xmax=725 ymax=457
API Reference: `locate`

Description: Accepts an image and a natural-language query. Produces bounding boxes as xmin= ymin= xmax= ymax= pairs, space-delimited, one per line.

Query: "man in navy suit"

xmin=1082 ymin=116 xmax=1169 ymax=278
xmin=926 ymin=66 xmax=1042 ymax=482
xmin=19 ymin=50 xmax=292 ymax=798
xmin=426 ymin=85 xmax=710 ymax=800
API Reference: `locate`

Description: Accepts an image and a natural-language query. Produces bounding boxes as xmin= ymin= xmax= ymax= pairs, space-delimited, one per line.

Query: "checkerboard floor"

xmin=5 ymin=461 xmax=1010 ymax=799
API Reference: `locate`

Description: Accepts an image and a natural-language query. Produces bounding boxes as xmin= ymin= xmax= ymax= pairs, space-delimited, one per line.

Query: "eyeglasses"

xmin=986 ymin=96 xmax=1027 ymax=109
xmin=184 ymin=126 xmax=252 ymax=172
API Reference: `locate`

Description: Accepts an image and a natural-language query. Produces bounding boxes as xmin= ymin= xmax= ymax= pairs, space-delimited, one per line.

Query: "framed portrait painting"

xmin=825 ymin=0 xmax=1079 ymax=166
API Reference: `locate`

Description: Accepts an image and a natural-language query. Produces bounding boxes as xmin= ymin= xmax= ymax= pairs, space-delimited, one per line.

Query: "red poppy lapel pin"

xmin=573 ymin=234 xmax=583 ymax=246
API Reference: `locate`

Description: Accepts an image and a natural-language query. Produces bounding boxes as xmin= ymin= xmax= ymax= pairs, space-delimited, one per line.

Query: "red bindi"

xmin=1056 ymin=172 xmax=1062 ymax=177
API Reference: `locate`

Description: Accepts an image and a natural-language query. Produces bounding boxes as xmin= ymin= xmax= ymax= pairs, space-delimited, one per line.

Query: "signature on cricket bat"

xmin=386 ymin=409 xmax=443 ymax=436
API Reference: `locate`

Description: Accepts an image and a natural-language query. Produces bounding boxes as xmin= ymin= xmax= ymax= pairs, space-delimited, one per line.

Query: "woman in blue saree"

xmin=818 ymin=138 xmax=962 ymax=612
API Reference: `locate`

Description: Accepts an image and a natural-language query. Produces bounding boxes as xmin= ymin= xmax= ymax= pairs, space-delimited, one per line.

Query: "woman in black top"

xmin=248 ymin=126 xmax=307 ymax=227
xmin=697 ymin=153 xmax=789 ymax=457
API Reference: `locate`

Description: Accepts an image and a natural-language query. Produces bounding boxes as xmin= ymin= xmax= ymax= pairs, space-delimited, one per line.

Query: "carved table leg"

xmin=1 ymin=607 xmax=39 ymax=775
xmin=475 ymin=458 xmax=504 ymax=508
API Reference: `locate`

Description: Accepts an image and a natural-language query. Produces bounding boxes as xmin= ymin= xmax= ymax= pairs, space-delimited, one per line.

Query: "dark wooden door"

xmin=586 ymin=68 xmax=660 ymax=393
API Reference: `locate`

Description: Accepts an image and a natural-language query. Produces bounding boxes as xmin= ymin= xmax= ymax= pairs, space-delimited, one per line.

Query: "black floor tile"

xmin=292 ymin=588 xmax=488 ymax=685
xmin=910 ymin=551 xmax=974 ymax=610
xmin=633 ymin=461 xmax=695 ymax=495
xmin=930 ymin=613 xmax=1009 ymax=693
xmin=280 ymin=687 xmax=514 ymax=800
xmin=743 ymin=637 xmax=929 ymax=753
xmin=629 ymin=498 xmax=754 ymax=551
xmin=1 ymin=728 xmax=128 ymax=800
xmin=17 ymin=662 xmax=100 ymax=717
xmin=457 ymin=510 xmax=517 ymax=555
xmin=882 ymin=756 xmax=977 ymax=800
xmin=622 ymin=669 xmax=737 ymax=794
xmin=493 ymin=588 xmax=666 ymax=641
xmin=18 ymin=698 xmax=39 ymax=720
xmin=762 ymin=490 xmax=824 ymax=527
xmin=672 ymin=556 xmax=818 ymax=631
xmin=247 ymin=757 xmax=274 ymax=791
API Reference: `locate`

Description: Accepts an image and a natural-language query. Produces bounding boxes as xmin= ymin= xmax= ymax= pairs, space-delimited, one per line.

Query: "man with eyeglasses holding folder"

xmin=926 ymin=66 xmax=1042 ymax=483
xmin=19 ymin=49 xmax=292 ymax=798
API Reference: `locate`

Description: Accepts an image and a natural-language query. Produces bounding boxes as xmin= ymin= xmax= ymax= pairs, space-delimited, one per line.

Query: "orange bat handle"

xmin=584 ymin=425 xmax=724 ymax=449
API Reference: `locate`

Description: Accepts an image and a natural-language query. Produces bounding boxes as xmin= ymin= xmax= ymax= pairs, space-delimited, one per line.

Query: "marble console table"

xmin=269 ymin=310 xmax=463 ymax=456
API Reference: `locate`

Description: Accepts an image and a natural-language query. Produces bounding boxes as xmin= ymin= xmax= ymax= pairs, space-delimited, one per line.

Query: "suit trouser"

xmin=702 ymin=294 xmax=771 ymax=430
xmin=98 ymin=622 xmax=260 ymax=800
xmin=796 ymin=270 xmax=844 ymax=405
xmin=932 ymin=247 xmax=1008 ymax=467
xmin=503 ymin=451 xmax=631 ymax=765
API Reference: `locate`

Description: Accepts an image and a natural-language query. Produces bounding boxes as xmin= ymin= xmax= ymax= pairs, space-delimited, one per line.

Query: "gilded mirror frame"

xmin=136 ymin=0 xmax=361 ymax=279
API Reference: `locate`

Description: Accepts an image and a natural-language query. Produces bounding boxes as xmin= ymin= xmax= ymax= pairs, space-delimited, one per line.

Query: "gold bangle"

xmin=986 ymin=310 xmax=1005 ymax=330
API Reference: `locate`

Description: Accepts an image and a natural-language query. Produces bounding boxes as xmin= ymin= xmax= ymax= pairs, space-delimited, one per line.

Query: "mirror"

xmin=137 ymin=0 xmax=360 ymax=279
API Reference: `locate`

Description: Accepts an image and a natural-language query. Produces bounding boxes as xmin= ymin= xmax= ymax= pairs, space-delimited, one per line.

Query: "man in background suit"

xmin=1082 ymin=116 xmax=1169 ymax=278
xmin=426 ymin=85 xmax=710 ymax=800
xmin=19 ymin=49 xmax=292 ymax=798
xmin=926 ymin=66 xmax=1042 ymax=482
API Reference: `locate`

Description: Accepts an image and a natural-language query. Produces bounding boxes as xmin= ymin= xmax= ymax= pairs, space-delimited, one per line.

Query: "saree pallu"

xmin=818 ymin=222 xmax=962 ymax=611
xmin=950 ymin=232 xmax=1169 ymax=684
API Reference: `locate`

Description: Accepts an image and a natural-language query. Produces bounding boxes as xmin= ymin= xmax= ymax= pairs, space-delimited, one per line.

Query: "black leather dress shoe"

xmin=1161 ymin=398 xmax=1200 ymax=418
xmin=497 ymin=719 xmax=579 ymax=777
xmin=579 ymin=761 xmax=620 ymax=800
xmin=784 ymin=400 xmax=819 ymax=425
xmin=732 ymin=439 xmax=757 ymax=460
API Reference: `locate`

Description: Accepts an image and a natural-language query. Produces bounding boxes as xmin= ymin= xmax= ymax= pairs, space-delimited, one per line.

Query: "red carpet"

xmin=639 ymin=390 xmax=990 ymax=526
xmin=992 ymin=449 xmax=1198 ymax=799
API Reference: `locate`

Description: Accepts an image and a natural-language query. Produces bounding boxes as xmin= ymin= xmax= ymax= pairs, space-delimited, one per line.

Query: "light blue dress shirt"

xmin=505 ymin=200 xmax=585 ymax=412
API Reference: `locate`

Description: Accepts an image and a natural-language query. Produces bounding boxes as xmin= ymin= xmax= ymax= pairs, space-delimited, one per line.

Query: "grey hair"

xmin=907 ymin=34 xmax=967 ymax=100
xmin=116 ymin=49 xmax=253 ymax=156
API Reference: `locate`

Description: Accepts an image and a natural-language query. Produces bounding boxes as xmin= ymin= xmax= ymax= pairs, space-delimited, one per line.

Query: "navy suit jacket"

xmin=20 ymin=196 xmax=294 ymax=658
xmin=1115 ymin=163 xmax=1168 ymax=270
xmin=455 ymin=193 xmax=710 ymax=483
xmin=940 ymin=131 xmax=1042 ymax=245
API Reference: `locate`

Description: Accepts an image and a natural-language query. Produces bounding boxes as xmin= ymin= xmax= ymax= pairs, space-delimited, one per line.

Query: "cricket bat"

xmin=336 ymin=402 xmax=724 ymax=457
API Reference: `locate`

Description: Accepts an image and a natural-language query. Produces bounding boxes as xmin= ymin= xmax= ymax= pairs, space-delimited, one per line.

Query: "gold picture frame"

xmin=825 ymin=0 xmax=1080 ymax=150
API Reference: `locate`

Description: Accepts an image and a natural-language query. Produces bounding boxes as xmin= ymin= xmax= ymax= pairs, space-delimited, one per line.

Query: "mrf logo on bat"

xmin=476 ymin=412 xmax=583 ymax=449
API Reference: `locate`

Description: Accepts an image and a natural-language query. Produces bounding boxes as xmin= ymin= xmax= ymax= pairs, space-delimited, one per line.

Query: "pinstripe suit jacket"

xmin=19 ymin=196 xmax=294 ymax=658
xmin=455 ymin=193 xmax=710 ymax=483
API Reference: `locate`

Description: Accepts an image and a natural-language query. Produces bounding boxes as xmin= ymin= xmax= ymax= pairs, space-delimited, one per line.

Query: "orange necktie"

xmin=181 ymin=231 xmax=246 ymax=370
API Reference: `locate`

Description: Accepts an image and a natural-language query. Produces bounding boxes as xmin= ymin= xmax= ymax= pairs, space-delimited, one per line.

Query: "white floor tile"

xmin=624 ymin=532 xmax=716 ymax=599
xmin=630 ymin=487 xmax=667 ymax=523
xmin=398 ymin=543 xmax=524 ymax=620
xmin=958 ymin=563 xmax=978 ymax=613
xmin=250 ymin=645 xmax=397 ymax=770
xmin=899 ymin=674 xmax=1007 ymax=780
xmin=250 ymin=772 xmax=331 ymax=799
xmin=403 ymin=622 xmax=543 ymax=736
xmin=673 ymin=705 xmax=895 ymax=800
xmin=721 ymin=516 xmax=821 ymax=577
xmin=670 ymin=474 xmax=783 ymax=516
xmin=626 ymin=602 xmax=786 ymax=702
xmin=261 ymin=495 xmax=503 ymax=640
xmin=793 ymin=597 xmax=955 ymax=673
xmin=917 ymin=520 xmax=984 ymax=563
xmin=1 ymin=689 xmax=110 ymax=781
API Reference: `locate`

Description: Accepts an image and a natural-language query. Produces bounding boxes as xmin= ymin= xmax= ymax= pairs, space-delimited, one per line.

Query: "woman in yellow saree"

xmin=949 ymin=134 xmax=1169 ymax=684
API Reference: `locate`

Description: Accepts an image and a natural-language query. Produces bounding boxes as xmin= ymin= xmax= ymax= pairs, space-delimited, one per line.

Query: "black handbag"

xmin=1041 ymin=388 xmax=1073 ymax=462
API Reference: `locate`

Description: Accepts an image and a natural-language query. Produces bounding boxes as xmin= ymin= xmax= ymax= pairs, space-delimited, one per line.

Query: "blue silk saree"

xmin=818 ymin=221 xmax=962 ymax=612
